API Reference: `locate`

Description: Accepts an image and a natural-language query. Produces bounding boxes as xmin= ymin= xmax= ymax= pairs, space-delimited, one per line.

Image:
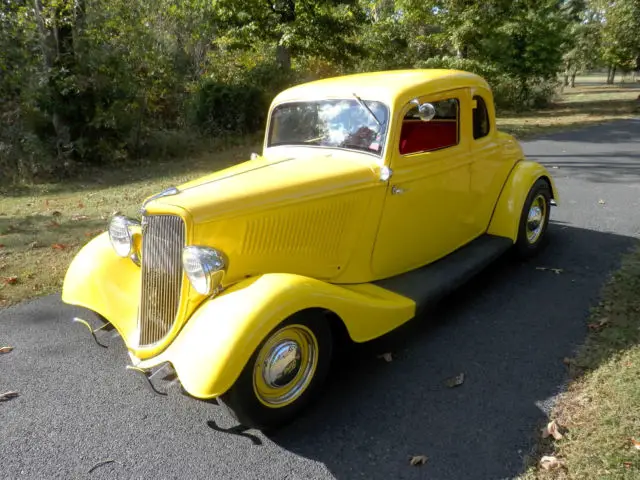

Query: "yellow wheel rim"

xmin=253 ymin=324 xmax=318 ymax=408
xmin=526 ymin=194 xmax=547 ymax=244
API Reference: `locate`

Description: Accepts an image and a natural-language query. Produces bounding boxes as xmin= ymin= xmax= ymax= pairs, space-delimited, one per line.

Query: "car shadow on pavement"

xmin=267 ymin=224 xmax=638 ymax=480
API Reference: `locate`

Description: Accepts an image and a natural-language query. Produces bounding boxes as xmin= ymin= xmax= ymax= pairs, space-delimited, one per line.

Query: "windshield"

xmin=267 ymin=99 xmax=389 ymax=155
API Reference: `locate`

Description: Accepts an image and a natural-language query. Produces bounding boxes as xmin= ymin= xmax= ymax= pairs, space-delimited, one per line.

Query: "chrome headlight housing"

xmin=182 ymin=246 xmax=227 ymax=296
xmin=108 ymin=215 xmax=140 ymax=258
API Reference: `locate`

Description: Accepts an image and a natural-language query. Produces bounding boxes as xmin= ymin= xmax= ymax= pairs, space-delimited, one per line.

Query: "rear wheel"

xmin=219 ymin=311 xmax=332 ymax=432
xmin=515 ymin=178 xmax=551 ymax=258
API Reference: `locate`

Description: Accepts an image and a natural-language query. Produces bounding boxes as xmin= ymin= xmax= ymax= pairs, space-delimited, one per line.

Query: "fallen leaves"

xmin=377 ymin=352 xmax=393 ymax=362
xmin=540 ymin=456 xmax=564 ymax=471
xmin=541 ymin=420 xmax=564 ymax=440
xmin=631 ymin=438 xmax=640 ymax=450
xmin=536 ymin=266 xmax=564 ymax=274
xmin=587 ymin=317 xmax=610 ymax=331
xmin=444 ymin=373 xmax=465 ymax=388
xmin=85 ymin=229 xmax=103 ymax=238
xmin=409 ymin=455 xmax=428 ymax=466
xmin=51 ymin=243 xmax=68 ymax=250
xmin=2 ymin=276 xmax=18 ymax=285
xmin=0 ymin=391 xmax=19 ymax=402
xmin=0 ymin=346 xmax=14 ymax=354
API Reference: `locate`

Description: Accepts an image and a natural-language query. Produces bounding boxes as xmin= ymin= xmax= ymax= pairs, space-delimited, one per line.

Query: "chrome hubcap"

xmin=526 ymin=195 xmax=547 ymax=244
xmin=263 ymin=341 xmax=302 ymax=388
xmin=253 ymin=325 xmax=318 ymax=407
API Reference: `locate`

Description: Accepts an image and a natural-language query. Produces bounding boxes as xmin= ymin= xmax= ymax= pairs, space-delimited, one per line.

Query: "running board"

xmin=373 ymin=234 xmax=513 ymax=314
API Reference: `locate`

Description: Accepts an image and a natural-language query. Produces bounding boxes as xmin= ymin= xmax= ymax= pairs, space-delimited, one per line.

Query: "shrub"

xmin=188 ymin=81 xmax=268 ymax=135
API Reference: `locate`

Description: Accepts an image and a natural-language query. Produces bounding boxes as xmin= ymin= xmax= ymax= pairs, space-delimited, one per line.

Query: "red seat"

xmin=399 ymin=121 xmax=458 ymax=155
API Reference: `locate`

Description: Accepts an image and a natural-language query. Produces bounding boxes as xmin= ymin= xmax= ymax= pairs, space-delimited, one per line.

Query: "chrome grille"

xmin=139 ymin=214 xmax=185 ymax=346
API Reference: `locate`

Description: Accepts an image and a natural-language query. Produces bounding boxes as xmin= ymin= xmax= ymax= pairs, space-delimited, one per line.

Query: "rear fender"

xmin=487 ymin=160 xmax=559 ymax=241
xmin=134 ymin=273 xmax=415 ymax=399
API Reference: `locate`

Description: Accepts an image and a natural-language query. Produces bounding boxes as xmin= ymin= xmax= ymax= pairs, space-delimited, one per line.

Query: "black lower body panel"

xmin=373 ymin=234 xmax=513 ymax=314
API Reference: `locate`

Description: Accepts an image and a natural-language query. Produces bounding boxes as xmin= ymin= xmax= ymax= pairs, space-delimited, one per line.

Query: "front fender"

xmin=487 ymin=160 xmax=559 ymax=241
xmin=133 ymin=273 xmax=414 ymax=399
xmin=61 ymin=232 xmax=141 ymax=345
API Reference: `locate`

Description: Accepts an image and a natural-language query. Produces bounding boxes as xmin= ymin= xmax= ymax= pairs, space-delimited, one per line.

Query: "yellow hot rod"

xmin=63 ymin=69 xmax=558 ymax=430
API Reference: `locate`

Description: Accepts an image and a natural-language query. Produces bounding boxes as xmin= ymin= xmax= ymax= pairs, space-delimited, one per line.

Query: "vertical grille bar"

xmin=139 ymin=215 xmax=185 ymax=345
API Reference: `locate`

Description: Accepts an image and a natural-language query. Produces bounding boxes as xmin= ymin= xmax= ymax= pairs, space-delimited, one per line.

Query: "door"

xmin=468 ymin=88 xmax=518 ymax=233
xmin=371 ymin=89 xmax=476 ymax=279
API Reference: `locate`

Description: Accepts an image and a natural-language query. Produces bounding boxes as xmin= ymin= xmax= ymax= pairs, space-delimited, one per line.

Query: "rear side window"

xmin=399 ymin=98 xmax=460 ymax=155
xmin=472 ymin=95 xmax=490 ymax=139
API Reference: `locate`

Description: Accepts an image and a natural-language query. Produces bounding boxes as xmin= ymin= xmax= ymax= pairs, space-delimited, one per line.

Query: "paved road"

xmin=1 ymin=119 xmax=639 ymax=480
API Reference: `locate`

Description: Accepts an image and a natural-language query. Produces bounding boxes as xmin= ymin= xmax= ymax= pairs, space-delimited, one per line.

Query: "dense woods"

xmin=1 ymin=0 xmax=639 ymax=182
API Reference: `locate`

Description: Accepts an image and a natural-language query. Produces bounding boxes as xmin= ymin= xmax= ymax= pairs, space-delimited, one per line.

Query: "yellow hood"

xmin=146 ymin=150 xmax=383 ymax=222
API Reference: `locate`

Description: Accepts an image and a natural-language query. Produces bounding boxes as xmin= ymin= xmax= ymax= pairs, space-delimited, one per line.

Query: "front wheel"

xmin=514 ymin=178 xmax=551 ymax=258
xmin=219 ymin=311 xmax=332 ymax=432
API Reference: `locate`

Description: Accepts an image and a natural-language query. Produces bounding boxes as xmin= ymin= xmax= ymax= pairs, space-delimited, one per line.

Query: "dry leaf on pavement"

xmin=0 ymin=391 xmax=19 ymax=402
xmin=377 ymin=352 xmax=393 ymax=362
xmin=540 ymin=456 xmax=563 ymax=470
xmin=409 ymin=455 xmax=428 ymax=466
xmin=541 ymin=420 xmax=564 ymax=440
xmin=536 ymin=266 xmax=564 ymax=274
xmin=598 ymin=199 xmax=606 ymax=205
xmin=445 ymin=373 xmax=465 ymax=388
xmin=0 ymin=346 xmax=14 ymax=354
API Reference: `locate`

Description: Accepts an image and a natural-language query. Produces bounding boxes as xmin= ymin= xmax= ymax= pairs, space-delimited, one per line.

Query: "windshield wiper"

xmin=352 ymin=93 xmax=383 ymax=127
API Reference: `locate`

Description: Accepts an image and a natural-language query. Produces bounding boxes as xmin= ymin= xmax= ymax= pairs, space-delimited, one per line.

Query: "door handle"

xmin=391 ymin=185 xmax=406 ymax=195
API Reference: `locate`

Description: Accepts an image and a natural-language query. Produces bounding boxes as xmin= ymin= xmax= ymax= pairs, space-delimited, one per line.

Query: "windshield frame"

xmin=265 ymin=98 xmax=391 ymax=158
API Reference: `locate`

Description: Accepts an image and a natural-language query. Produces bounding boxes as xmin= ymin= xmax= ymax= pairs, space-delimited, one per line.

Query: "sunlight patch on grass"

xmin=497 ymin=81 xmax=640 ymax=139
xmin=0 ymin=139 xmax=261 ymax=307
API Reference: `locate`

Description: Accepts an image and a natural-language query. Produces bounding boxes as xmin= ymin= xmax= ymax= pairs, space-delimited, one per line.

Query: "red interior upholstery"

xmin=399 ymin=121 xmax=458 ymax=155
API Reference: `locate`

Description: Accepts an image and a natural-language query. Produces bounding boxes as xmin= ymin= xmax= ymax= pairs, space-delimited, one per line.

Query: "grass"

xmin=0 ymin=78 xmax=638 ymax=308
xmin=497 ymin=77 xmax=640 ymax=139
xmin=0 ymin=137 xmax=262 ymax=308
xmin=518 ymin=246 xmax=640 ymax=479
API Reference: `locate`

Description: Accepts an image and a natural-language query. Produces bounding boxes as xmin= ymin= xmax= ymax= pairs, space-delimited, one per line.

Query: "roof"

xmin=271 ymin=69 xmax=490 ymax=108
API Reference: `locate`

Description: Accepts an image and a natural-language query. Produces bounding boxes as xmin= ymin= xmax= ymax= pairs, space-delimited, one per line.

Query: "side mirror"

xmin=411 ymin=99 xmax=436 ymax=121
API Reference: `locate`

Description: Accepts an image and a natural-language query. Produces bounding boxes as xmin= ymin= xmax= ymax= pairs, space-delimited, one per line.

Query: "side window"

xmin=399 ymin=98 xmax=459 ymax=155
xmin=472 ymin=95 xmax=490 ymax=139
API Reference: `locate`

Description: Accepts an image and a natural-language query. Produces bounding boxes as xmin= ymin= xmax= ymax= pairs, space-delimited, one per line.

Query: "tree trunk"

xmin=570 ymin=73 xmax=576 ymax=88
xmin=606 ymin=65 xmax=612 ymax=84
xmin=563 ymin=74 xmax=569 ymax=86
xmin=276 ymin=44 xmax=291 ymax=70
xmin=34 ymin=0 xmax=80 ymax=165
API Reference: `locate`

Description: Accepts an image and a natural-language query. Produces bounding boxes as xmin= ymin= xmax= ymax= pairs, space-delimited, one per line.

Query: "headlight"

xmin=182 ymin=246 xmax=227 ymax=296
xmin=108 ymin=215 xmax=139 ymax=258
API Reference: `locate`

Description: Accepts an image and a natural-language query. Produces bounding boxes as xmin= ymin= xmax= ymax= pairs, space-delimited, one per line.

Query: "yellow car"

xmin=63 ymin=69 xmax=558 ymax=431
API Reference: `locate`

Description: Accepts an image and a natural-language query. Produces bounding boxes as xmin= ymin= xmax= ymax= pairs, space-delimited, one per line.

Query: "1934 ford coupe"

xmin=63 ymin=69 xmax=558 ymax=431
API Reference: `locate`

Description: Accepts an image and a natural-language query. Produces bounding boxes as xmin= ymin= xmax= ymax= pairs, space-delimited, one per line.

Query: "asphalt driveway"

xmin=1 ymin=119 xmax=639 ymax=479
